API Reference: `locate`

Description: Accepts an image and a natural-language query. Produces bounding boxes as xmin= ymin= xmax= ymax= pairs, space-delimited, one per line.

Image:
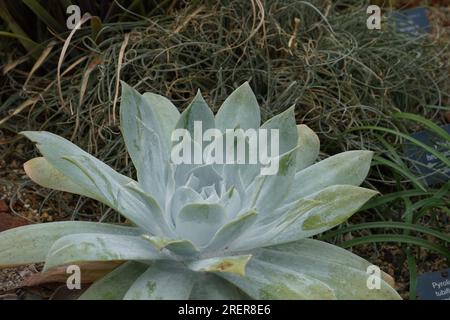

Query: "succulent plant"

xmin=0 ymin=82 xmax=400 ymax=299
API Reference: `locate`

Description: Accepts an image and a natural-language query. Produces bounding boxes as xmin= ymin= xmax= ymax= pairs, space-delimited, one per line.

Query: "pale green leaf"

xmin=260 ymin=106 xmax=297 ymax=154
xmin=218 ymin=258 xmax=336 ymax=299
xmin=254 ymin=239 xmax=401 ymax=299
xmin=286 ymin=150 xmax=374 ymax=203
xmin=295 ymin=124 xmax=320 ymax=171
xmin=24 ymin=157 xmax=99 ymax=201
xmin=175 ymin=203 xmax=226 ymax=247
xmin=236 ymin=185 xmax=377 ymax=250
xmin=124 ymin=261 xmax=195 ymax=300
xmin=44 ymin=233 xmax=165 ymax=271
xmin=143 ymin=91 xmax=180 ymax=149
xmin=79 ymin=261 xmax=148 ymax=300
xmin=175 ymin=90 xmax=215 ymax=139
xmin=141 ymin=235 xmax=199 ymax=257
xmin=119 ymin=82 xmax=167 ymax=168
xmin=204 ymin=210 xmax=257 ymax=253
xmin=189 ymin=273 xmax=250 ymax=300
xmin=215 ymin=82 xmax=260 ymax=132
xmin=0 ymin=222 xmax=141 ymax=267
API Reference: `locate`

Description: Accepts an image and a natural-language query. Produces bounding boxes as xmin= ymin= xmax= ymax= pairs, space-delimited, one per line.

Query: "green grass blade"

xmin=361 ymin=189 xmax=433 ymax=210
xmin=406 ymin=249 xmax=417 ymax=300
xmin=320 ymin=221 xmax=450 ymax=242
xmin=23 ymin=0 xmax=64 ymax=33
xmin=340 ymin=234 xmax=450 ymax=260
xmin=393 ymin=112 xmax=450 ymax=142
xmin=372 ymin=155 xmax=427 ymax=191
xmin=349 ymin=126 xmax=450 ymax=168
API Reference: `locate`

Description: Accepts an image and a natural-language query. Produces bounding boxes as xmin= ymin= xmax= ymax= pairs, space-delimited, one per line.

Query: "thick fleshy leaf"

xmin=189 ymin=273 xmax=250 ymax=300
xmin=260 ymin=106 xmax=297 ymax=154
xmin=141 ymin=235 xmax=199 ymax=257
xmin=219 ymin=186 xmax=241 ymax=218
xmin=62 ymin=155 xmax=158 ymax=233
xmin=235 ymin=185 xmax=377 ymax=250
xmin=254 ymin=239 xmax=401 ymax=299
xmin=44 ymin=234 xmax=166 ymax=271
xmin=188 ymin=164 xmax=223 ymax=192
xmin=215 ymin=82 xmax=261 ymax=132
xmin=0 ymin=222 xmax=140 ymax=267
xmin=285 ymin=150 xmax=373 ymax=203
xmin=243 ymin=148 xmax=297 ymax=217
xmin=21 ymin=131 xmax=132 ymax=206
xmin=124 ymin=261 xmax=195 ymax=300
xmin=218 ymin=258 xmax=336 ymax=299
xmin=175 ymin=90 xmax=215 ymax=140
xmin=21 ymin=131 xmax=156 ymax=231
xmin=187 ymin=255 xmax=252 ymax=276
xmin=295 ymin=124 xmax=320 ymax=171
xmin=175 ymin=203 xmax=226 ymax=247
xmin=143 ymin=91 xmax=180 ymax=149
xmin=79 ymin=261 xmax=148 ymax=300
xmin=119 ymin=182 xmax=173 ymax=236
xmin=267 ymin=239 xmax=396 ymax=288
xmin=119 ymin=82 xmax=167 ymax=168
xmin=24 ymin=157 xmax=99 ymax=201
xmin=169 ymin=186 xmax=202 ymax=224
xmin=204 ymin=210 xmax=257 ymax=253
xmin=134 ymin=120 xmax=170 ymax=208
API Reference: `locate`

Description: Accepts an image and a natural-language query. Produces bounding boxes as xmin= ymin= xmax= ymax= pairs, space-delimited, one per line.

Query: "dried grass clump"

xmin=1 ymin=0 xmax=448 ymax=176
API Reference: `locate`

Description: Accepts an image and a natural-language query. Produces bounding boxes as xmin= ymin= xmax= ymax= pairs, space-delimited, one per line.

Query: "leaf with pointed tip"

xmin=244 ymin=148 xmax=297 ymax=217
xmin=141 ymin=235 xmax=199 ymax=257
xmin=24 ymin=157 xmax=99 ymax=201
xmin=119 ymin=82 xmax=167 ymax=167
xmin=143 ymin=92 xmax=180 ymax=149
xmin=44 ymin=234 xmax=166 ymax=271
xmin=79 ymin=261 xmax=148 ymax=300
xmin=218 ymin=258 xmax=336 ymax=299
xmin=61 ymin=154 xmax=157 ymax=233
xmin=176 ymin=90 xmax=215 ymax=139
xmin=295 ymin=124 xmax=320 ymax=171
xmin=189 ymin=273 xmax=250 ymax=300
xmin=187 ymin=255 xmax=252 ymax=276
xmin=0 ymin=222 xmax=141 ymax=267
xmin=253 ymin=239 xmax=401 ymax=299
xmin=204 ymin=210 xmax=257 ymax=253
xmin=215 ymin=82 xmax=261 ymax=132
xmin=21 ymin=131 xmax=154 ymax=231
xmin=124 ymin=261 xmax=195 ymax=300
xmin=236 ymin=185 xmax=377 ymax=250
xmin=261 ymin=106 xmax=297 ymax=154
xmin=134 ymin=120 xmax=170 ymax=209
xmin=21 ymin=131 xmax=132 ymax=208
xmin=118 ymin=182 xmax=172 ymax=236
xmin=218 ymin=186 xmax=241 ymax=218
xmin=266 ymin=239 xmax=396 ymax=289
xmin=175 ymin=203 xmax=226 ymax=247
xmin=285 ymin=150 xmax=374 ymax=203
xmin=169 ymin=186 xmax=202 ymax=224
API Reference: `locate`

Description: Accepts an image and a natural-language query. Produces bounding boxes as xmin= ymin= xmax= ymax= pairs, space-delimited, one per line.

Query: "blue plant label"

xmin=416 ymin=269 xmax=450 ymax=300
xmin=389 ymin=7 xmax=431 ymax=35
xmin=403 ymin=123 xmax=450 ymax=186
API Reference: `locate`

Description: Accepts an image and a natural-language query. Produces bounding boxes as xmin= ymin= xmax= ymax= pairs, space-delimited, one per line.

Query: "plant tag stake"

xmin=416 ymin=269 xmax=450 ymax=300
xmin=389 ymin=7 xmax=431 ymax=35
xmin=403 ymin=124 xmax=450 ymax=187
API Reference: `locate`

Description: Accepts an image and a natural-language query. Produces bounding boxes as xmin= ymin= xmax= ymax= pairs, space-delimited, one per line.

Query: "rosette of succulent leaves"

xmin=0 ymin=82 xmax=400 ymax=300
